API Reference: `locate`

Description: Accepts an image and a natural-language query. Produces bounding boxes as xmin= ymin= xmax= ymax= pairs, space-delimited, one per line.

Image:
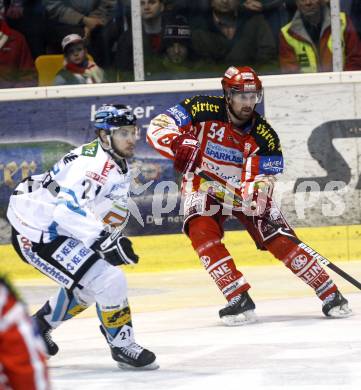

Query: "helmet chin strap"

xmin=107 ymin=134 xmax=123 ymax=159
xmin=99 ymin=134 xmax=128 ymax=173
xmin=226 ymin=95 xmax=245 ymax=124
xmin=227 ymin=101 xmax=243 ymax=122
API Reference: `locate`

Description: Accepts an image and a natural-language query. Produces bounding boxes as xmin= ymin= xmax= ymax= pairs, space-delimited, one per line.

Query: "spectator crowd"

xmin=0 ymin=0 xmax=361 ymax=87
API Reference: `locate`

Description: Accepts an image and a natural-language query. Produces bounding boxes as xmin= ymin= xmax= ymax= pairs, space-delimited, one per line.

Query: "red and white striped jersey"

xmin=147 ymin=95 xmax=283 ymax=198
xmin=0 ymin=278 xmax=50 ymax=390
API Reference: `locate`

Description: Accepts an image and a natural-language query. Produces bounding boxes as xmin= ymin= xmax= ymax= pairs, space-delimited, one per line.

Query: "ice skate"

xmin=99 ymin=325 xmax=158 ymax=370
xmin=32 ymin=303 xmax=59 ymax=356
xmin=322 ymin=291 xmax=352 ymax=318
xmin=110 ymin=342 xmax=159 ymax=370
xmin=219 ymin=291 xmax=257 ymax=326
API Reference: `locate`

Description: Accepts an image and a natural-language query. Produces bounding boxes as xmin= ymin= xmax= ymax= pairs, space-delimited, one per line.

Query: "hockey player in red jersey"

xmin=0 ymin=275 xmax=50 ymax=390
xmin=147 ymin=65 xmax=352 ymax=325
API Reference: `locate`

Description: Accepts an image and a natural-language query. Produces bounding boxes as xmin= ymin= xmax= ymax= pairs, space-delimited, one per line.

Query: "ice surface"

xmin=17 ymin=264 xmax=361 ymax=390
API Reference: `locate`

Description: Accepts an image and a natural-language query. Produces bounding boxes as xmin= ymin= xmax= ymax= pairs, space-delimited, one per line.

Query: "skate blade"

xmin=221 ymin=310 xmax=257 ymax=326
xmin=117 ymin=360 xmax=160 ymax=370
xmin=327 ymin=305 xmax=353 ymax=318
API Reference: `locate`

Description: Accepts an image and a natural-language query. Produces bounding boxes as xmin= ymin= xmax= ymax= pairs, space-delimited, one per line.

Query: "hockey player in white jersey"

xmin=7 ymin=104 xmax=159 ymax=370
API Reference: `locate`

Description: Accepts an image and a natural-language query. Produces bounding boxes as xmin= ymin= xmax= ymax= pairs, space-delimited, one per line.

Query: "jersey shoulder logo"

xmin=182 ymin=95 xmax=225 ymax=122
xmin=166 ymin=104 xmax=190 ymax=127
xmin=252 ymin=116 xmax=280 ymax=153
xmin=63 ymin=152 xmax=78 ymax=165
xmin=81 ymin=141 xmax=99 ymax=157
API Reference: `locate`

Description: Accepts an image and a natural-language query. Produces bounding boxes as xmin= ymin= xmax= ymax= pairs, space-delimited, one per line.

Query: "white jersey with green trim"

xmin=7 ymin=139 xmax=131 ymax=247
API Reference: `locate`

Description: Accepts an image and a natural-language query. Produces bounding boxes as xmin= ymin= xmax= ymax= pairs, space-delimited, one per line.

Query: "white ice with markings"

xmin=18 ymin=265 xmax=361 ymax=390
xmin=44 ymin=294 xmax=361 ymax=390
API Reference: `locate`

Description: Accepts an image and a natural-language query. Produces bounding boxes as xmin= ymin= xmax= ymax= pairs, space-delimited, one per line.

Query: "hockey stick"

xmin=195 ymin=168 xmax=361 ymax=290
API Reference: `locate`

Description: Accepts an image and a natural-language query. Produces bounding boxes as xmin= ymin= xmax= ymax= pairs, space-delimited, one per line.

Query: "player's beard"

xmin=121 ymin=149 xmax=134 ymax=159
xmin=227 ymin=101 xmax=254 ymax=125
xmin=113 ymin=145 xmax=135 ymax=159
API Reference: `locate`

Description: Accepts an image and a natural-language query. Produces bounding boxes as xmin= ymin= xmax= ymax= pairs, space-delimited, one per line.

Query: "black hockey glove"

xmin=92 ymin=230 xmax=139 ymax=266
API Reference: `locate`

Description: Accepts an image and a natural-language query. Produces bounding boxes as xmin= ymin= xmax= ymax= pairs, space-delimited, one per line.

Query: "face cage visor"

xmin=98 ymin=126 xmax=139 ymax=162
xmin=228 ymin=88 xmax=263 ymax=105
xmin=109 ymin=125 xmax=140 ymax=141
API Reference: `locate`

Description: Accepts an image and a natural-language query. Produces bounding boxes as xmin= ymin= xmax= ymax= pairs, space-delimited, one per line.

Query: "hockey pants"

xmin=38 ymin=259 xmax=134 ymax=348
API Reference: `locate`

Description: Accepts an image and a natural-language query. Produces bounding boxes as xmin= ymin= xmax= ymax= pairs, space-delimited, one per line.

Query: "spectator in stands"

xmin=164 ymin=0 xmax=210 ymax=18
xmin=43 ymin=0 xmax=119 ymax=68
xmin=239 ymin=1 xmax=288 ymax=49
xmin=0 ymin=274 xmax=50 ymax=390
xmin=4 ymin=0 xmax=47 ymax=59
xmin=190 ymin=0 xmax=278 ymax=75
xmin=4 ymin=0 xmax=23 ymax=19
xmin=146 ymin=13 xmax=208 ymax=79
xmin=54 ymin=33 xmax=105 ymax=85
xmin=350 ymin=0 xmax=361 ymax=41
xmin=0 ymin=4 xmax=36 ymax=88
xmin=162 ymin=14 xmax=191 ymax=65
xmin=285 ymin=0 xmax=297 ymax=19
xmin=115 ymin=0 xmax=166 ymax=80
xmin=340 ymin=0 xmax=352 ymax=14
xmin=279 ymin=0 xmax=361 ymax=73
xmin=142 ymin=0 xmax=165 ymax=51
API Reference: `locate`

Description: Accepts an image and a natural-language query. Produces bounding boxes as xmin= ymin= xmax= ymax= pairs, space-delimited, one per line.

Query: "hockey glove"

xmin=241 ymin=178 xmax=275 ymax=218
xmin=170 ymin=133 xmax=201 ymax=174
xmin=92 ymin=230 xmax=139 ymax=266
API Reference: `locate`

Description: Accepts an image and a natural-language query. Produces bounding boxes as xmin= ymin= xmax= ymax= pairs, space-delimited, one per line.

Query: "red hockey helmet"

xmin=221 ymin=66 xmax=263 ymax=103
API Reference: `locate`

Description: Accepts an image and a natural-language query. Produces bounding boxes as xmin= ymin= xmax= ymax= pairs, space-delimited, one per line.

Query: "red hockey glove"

xmin=170 ymin=133 xmax=201 ymax=174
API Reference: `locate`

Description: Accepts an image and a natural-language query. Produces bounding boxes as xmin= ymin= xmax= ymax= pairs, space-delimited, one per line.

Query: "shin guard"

xmin=266 ymin=236 xmax=337 ymax=300
xmin=188 ymin=217 xmax=250 ymax=301
xmin=96 ymin=299 xmax=134 ymax=348
xmin=42 ymin=287 xmax=89 ymax=329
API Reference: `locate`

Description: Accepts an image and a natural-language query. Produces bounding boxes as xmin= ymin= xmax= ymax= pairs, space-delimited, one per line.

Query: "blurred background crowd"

xmin=0 ymin=0 xmax=361 ymax=88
